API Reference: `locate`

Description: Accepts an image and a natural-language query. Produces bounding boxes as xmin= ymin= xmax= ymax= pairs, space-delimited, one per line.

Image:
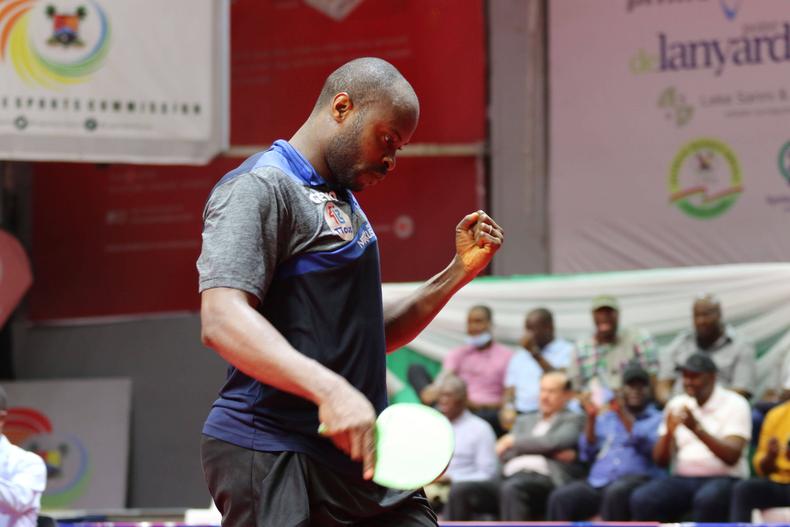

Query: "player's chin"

xmin=353 ymin=175 xmax=385 ymax=191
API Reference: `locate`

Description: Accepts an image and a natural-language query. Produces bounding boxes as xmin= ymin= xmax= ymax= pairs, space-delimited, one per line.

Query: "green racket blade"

xmin=372 ymin=403 xmax=455 ymax=490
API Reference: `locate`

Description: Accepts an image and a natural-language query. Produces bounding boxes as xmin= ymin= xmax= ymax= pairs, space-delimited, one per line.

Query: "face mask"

xmin=466 ymin=332 xmax=492 ymax=348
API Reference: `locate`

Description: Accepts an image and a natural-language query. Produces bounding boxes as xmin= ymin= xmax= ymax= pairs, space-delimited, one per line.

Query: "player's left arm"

xmin=383 ymin=210 xmax=503 ymax=352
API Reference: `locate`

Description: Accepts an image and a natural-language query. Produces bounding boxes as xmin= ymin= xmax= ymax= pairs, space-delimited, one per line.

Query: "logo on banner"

xmin=626 ymin=0 xmax=742 ymax=20
xmin=5 ymin=407 xmax=91 ymax=508
xmin=324 ymin=202 xmax=354 ymax=241
xmin=658 ymin=86 xmax=694 ymax=127
xmin=630 ymin=23 xmax=790 ymax=77
xmin=0 ymin=0 xmax=111 ymax=88
xmin=669 ymin=138 xmax=743 ymax=219
xmin=719 ymin=0 xmax=742 ymax=20
xmin=780 ymin=141 xmax=790 ymax=184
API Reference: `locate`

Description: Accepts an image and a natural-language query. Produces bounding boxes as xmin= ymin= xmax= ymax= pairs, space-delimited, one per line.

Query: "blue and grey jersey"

xmin=197 ymin=140 xmax=387 ymax=476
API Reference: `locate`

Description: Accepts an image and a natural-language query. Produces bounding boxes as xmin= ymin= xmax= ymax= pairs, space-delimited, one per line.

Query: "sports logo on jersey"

xmin=324 ymin=202 xmax=354 ymax=241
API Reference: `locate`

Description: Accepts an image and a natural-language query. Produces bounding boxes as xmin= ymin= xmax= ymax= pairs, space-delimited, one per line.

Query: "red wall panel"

xmin=230 ymin=0 xmax=486 ymax=145
xmin=30 ymin=156 xmax=480 ymax=320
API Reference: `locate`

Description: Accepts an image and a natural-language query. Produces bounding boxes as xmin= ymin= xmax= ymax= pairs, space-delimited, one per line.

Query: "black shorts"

xmin=201 ymin=435 xmax=438 ymax=527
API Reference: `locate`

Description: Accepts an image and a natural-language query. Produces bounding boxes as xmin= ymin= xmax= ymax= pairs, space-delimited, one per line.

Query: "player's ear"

xmin=332 ymin=93 xmax=353 ymax=122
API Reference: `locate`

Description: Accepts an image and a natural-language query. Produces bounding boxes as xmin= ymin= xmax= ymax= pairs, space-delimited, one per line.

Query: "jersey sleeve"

xmin=197 ymin=171 xmax=285 ymax=301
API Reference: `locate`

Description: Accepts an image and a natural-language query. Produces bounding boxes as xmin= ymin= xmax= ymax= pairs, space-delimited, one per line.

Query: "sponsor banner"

xmin=549 ymin=0 xmax=790 ymax=272
xmin=229 ymin=0 xmax=485 ymax=145
xmin=30 ymin=156 xmax=481 ymax=320
xmin=4 ymin=378 xmax=131 ymax=509
xmin=0 ymin=0 xmax=228 ymax=164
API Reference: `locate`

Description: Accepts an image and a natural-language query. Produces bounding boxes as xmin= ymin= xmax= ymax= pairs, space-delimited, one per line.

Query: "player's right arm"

xmin=200 ymin=287 xmax=378 ymax=480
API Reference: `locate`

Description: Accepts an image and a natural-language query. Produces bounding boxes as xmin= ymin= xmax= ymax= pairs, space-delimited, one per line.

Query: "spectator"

xmin=569 ymin=295 xmax=658 ymax=394
xmin=781 ymin=351 xmax=790 ymax=402
xmin=657 ymin=294 xmax=756 ymax=406
xmin=0 ymin=386 xmax=47 ymax=527
xmin=500 ymin=308 xmax=575 ymax=430
xmin=445 ymin=371 xmax=584 ymax=521
xmin=730 ymin=399 xmax=790 ymax=521
xmin=425 ymin=374 xmax=498 ymax=516
xmin=630 ymin=353 xmax=751 ymax=522
xmin=750 ymin=349 xmax=790 ymax=447
xmin=409 ymin=305 xmax=512 ymax=435
xmin=547 ymin=363 xmax=663 ymax=521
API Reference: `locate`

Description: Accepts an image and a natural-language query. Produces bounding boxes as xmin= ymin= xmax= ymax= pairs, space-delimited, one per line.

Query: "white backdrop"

xmin=549 ymin=0 xmax=790 ymax=272
xmin=0 ymin=0 xmax=228 ymax=164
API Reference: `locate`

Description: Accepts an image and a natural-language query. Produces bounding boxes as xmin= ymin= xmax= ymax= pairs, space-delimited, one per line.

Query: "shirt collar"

xmin=688 ymin=383 xmax=723 ymax=411
xmin=633 ymin=403 xmax=659 ymax=420
xmin=270 ymin=139 xmax=327 ymax=188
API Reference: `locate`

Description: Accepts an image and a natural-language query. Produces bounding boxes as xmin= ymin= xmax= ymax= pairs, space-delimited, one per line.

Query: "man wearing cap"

xmin=568 ymin=295 xmax=658 ymax=395
xmin=630 ymin=353 xmax=751 ymax=522
xmin=547 ymin=363 xmax=663 ymax=521
xmin=656 ymin=294 xmax=756 ymax=406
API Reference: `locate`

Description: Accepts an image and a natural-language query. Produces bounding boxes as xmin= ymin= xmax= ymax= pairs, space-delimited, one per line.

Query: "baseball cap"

xmin=678 ymin=352 xmax=718 ymax=374
xmin=591 ymin=295 xmax=619 ymax=312
xmin=622 ymin=362 xmax=650 ymax=385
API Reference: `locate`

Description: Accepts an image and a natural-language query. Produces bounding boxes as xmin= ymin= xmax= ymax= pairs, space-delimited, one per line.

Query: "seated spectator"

xmin=500 ymin=308 xmax=575 ymax=430
xmin=423 ymin=374 xmax=498 ymax=515
xmin=547 ymin=363 xmax=663 ymax=521
xmin=630 ymin=353 xmax=751 ymax=522
xmin=0 ymin=386 xmax=47 ymax=527
xmin=656 ymin=294 xmax=755 ymax=406
xmin=751 ymin=349 xmax=790 ymax=446
xmin=569 ymin=295 xmax=658 ymax=394
xmin=445 ymin=371 xmax=585 ymax=521
xmin=408 ymin=305 xmax=512 ymax=435
xmin=730 ymin=399 xmax=790 ymax=521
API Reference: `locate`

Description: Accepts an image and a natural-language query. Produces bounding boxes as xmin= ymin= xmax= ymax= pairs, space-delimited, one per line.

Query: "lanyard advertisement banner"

xmin=549 ymin=0 xmax=790 ymax=272
xmin=0 ymin=0 xmax=228 ymax=164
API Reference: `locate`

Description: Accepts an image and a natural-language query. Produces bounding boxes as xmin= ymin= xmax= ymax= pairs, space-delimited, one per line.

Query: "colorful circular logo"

xmin=669 ymin=138 xmax=743 ymax=219
xmin=6 ymin=407 xmax=91 ymax=508
xmin=779 ymin=141 xmax=790 ymax=185
xmin=0 ymin=0 xmax=111 ymax=88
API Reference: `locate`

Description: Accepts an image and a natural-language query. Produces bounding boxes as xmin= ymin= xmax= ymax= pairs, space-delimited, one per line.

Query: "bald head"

xmin=313 ymin=57 xmax=419 ymax=117
xmin=436 ymin=374 xmax=468 ymax=421
xmin=291 ymin=57 xmax=419 ymax=192
xmin=539 ymin=371 xmax=572 ymax=416
xmin=693 ymin=293 xmax=723 ymax=347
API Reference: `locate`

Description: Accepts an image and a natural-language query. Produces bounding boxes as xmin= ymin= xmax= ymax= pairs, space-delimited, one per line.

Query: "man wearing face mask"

xmin=411 ymin=305 xmax=513 ymax=435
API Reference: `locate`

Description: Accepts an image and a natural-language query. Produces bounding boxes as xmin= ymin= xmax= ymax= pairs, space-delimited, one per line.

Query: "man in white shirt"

xmin=426 ymin=375 xmax=497 ymax=516
xmin=630 ymin=353 xmax=751 ymax=522
xmin=0 ymin=386 xmax=47 ymax=527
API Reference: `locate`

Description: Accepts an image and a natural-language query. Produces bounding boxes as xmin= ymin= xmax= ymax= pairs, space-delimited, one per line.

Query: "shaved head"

xmin=313 ymin=57 xmax=419 ymax=117
xmin=693 ymin=293 xmax=723 ymax=348
xmin=292 ymin=57 xmax=420 ymax=192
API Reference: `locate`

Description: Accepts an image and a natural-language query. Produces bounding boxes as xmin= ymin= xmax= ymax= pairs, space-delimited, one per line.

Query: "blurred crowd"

xmin=408 ymin=295 xmax=790 ymax=522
